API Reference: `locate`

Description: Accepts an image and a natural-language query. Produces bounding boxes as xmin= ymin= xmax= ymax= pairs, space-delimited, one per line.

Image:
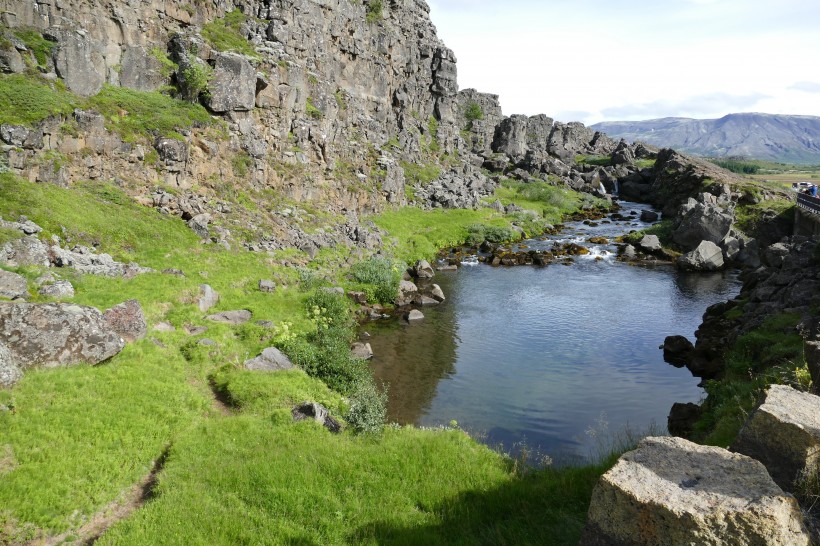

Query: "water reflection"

xmin=366 ymin=202 xmax=741 ymax=463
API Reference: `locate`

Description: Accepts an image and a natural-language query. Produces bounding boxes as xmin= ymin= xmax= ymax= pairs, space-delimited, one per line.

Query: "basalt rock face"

xmin=684 ymin=236 xmax=820 ymax=379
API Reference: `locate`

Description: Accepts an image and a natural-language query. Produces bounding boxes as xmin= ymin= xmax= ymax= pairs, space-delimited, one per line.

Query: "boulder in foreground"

xmin=732 ymin=384 xmax=820 ymax=492
xmin=582 ymin=436 xmax=809 ymax=546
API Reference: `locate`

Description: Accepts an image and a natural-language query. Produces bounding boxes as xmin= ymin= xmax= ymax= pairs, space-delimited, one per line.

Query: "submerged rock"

xmin=351 ymin=342 xmax=374 ymax=360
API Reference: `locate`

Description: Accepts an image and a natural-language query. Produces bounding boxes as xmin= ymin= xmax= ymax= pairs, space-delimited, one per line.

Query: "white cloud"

xmin=427 ymin=0 xmax=820 ymax=123
xmin=789 ymin=82 xmax=820 ymax=94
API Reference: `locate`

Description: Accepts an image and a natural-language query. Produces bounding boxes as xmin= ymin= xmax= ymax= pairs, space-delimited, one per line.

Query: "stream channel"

xmin=364 ymin=201 xmax=741 ymax=464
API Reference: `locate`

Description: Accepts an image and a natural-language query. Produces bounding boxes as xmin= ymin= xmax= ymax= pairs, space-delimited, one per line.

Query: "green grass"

xmin=621 ymin=219 xmax=675 ymax=247
xmin=400 ymin=161 xmax=441 ymax=186
xmin=97 ymin=418 xmax=609 ymax=545
xmin=0 ymin=172 xmax=627 ymax=543
xmin=12 ymin=28 xmax=55 ymax=69
xmin=693 ymin=312 xmax=807 ymax=447
xmin=88 ymin=85 xmax=215 ymax=142
xmin=0 ymin=343 xmax=210 ymax=537
xmin=371 ymin=207 xmax=509 ymax=263
xmin=202 ymin=10 xmax=259 ymax=58
xmin=0 ymin=74 xmax=77 ymax=126
xmin=495 ymin=180 xmax=604 ymax=225
xmin=210 ymin=366 xmax=347 ymax=417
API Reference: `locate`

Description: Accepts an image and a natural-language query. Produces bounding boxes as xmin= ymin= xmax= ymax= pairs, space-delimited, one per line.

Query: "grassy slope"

xmin=0 ymin=172 xmax=611 ymax=544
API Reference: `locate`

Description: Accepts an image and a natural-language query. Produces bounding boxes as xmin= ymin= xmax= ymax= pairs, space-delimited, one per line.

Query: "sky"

xmin=426 ymin=0 xmax=820 ymax=125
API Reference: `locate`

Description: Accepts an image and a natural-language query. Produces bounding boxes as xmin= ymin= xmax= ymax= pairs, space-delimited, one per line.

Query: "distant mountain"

xmin=591 ymin=113 xmax=820 ymax=164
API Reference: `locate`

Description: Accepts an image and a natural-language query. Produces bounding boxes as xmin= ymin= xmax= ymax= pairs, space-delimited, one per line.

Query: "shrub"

xmin=305 ymin=97 xmax=323 ymax=120
xmin=464 ymin=102 xmax=483 ymax=130
xmin=231 ymin=151 xmax=254 ymax=177
xmin=465 ymin=224 xmax=515 ymax=246
xmin=365 ymin=0 xmax=383 ymax=23
xmin=179 ymin=57 xmax=213 ymax=102
xmin=346 ymin=379 xmax=387 ymax=434
xmin=350 ymin=256 xmax=404 ymax=304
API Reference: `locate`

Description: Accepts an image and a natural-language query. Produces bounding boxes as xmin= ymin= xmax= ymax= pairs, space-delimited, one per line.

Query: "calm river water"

xmin=365 ymin=202 xmax=740 ymax=463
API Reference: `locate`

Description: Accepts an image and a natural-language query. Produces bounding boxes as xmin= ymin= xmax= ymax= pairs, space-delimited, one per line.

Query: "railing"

xmin=797 ymin=193 xmax=820 ymax=215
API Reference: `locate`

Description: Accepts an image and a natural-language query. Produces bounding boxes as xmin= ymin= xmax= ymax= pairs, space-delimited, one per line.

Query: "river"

xmin=364 ymin=201 xmax=740 ymax=464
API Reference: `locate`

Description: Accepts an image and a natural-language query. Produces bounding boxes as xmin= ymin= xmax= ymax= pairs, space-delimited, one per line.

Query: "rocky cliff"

xmin=1 ymin=0 xmax=646 ymax=256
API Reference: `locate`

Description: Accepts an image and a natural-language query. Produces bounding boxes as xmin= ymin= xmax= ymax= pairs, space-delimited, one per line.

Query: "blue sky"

xmin=426 ymin=0 xmax=820 ymax=124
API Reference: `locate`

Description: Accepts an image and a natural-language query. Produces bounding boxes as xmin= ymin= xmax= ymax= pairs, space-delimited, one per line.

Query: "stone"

xmin=676 ymin=240 xmax=725 ymax=272
xmin=153 ymin=321 xmax=176 ymax=332
xmin=582 ymin=436 xmax=810 ymax=546
xmin=671 ymin=199 xmax=734 ymax=251
xmin=184 ymin=325 xmax=208 ymax=336
xmin=667 ymin=402 xmax=701 ymax=437
xmin=350 ymin=342 xmax=373 ymax=360
xmin=0 ymin=43 xmax=25 ymax=74
xmin=51 ymin=29 xmax=105 ymax=97
xmin=206 ymin=53 xmax=257 ymax=113
xmin=430 ymin=284 xmax=446 ymax=302
xmin=259 ymin=280 xmax=277 ymax=293
xmin=198 ymin=284 xmax=219 ymax=313
xmin=0 ymin=341 xmax=22 ymax=387
xmin=411 ymin=260 xmax=435 ymax=279
xmin=640 ymin=210 xmax=659 ymax=222
xmin=406 ymin=309 xmax=424 ymax=321
xmin=638 ymin=234 xmax=662 ymax=253
xmin=732 ymin=384 xmax=820 ymax=492
xmin=0 ymin=302 xmax=125 ymax=370
xmin=119 ymin=46 xmax=166 ymax=92
xmin=154 ymin=138 xmax=188 ymax=164
xmin=37 ymin=280 xmax=75 ymax=299
xmin=244 ymin=347 xmax=294 ymax=371
xmin=395 ymin=279 xmax=418 ymax=306
xmin=188 ymin=213 xmax=212 ymax=239
xmin=292 ymin=402 xmax=342 ymax=433
xmin=0 ymin=270 xmax=28 ymax=300
xmin=805 ymin=339 xmax=820 ymax=395
xmin=103 ymin=300 xmax=147 ymax=342
xmin=347 ymin=291 xmax=367 ymax=305
xmin=206 ymin=310 xmax=252 ymax=325
xmin=662 ymin=335 xmax=694 ymax=367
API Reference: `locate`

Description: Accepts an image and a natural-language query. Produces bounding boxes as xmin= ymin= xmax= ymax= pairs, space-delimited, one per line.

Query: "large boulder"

xmin=582 ymin=436 xmax=810 ymax=546
xmin=0 ymin=302 xmax=125 ymax=371
xmin=662 ymin=335 xmax=694 ymax=367
xmin=671 ymin=197 xmax=733 ymax=251
xmin=676 ymin=240 xmax=724 ymax=271
xmin=206 ymin=53 xmax=257 ymax=113
xmin=50 ymin=28 xmax=106 ymax=97
xmin=732 ymin=384 xmax=820 ymax=492
xmin=244 ymin=347 xmax=294 ymax=371
xmin=119 ymin=46 xmax=166 ymax=92
xmin=0 ymin=270 xmax=28 ymax=300
xmin=103 ymin=300 xmax=147 ymax=342
xmin=395 ymin=279 xmax=418 ymax=307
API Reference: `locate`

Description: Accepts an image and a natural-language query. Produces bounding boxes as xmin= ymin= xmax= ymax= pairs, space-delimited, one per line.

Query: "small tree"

xmin=465 ymin=102 xmax=484 ymax=130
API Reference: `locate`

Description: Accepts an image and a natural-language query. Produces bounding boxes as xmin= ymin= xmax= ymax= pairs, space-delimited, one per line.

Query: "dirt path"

xmin=29 ymin=447 xmax=169 ymax=546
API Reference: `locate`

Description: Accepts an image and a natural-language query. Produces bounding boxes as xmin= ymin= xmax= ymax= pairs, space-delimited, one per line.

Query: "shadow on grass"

xmin=349 ymin=462 xmax=611 ymax=546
